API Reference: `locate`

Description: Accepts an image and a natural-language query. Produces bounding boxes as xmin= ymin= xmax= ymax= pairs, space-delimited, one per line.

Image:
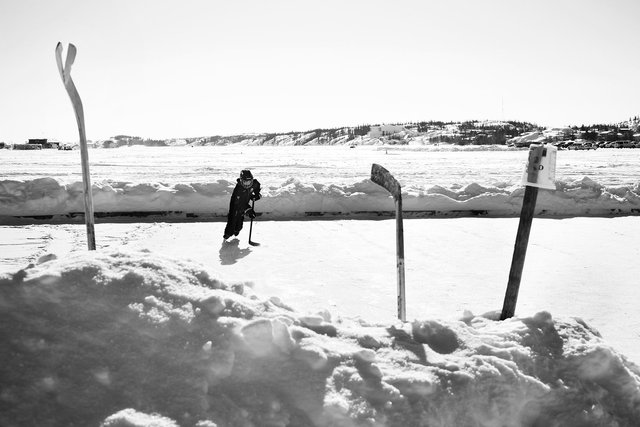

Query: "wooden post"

xmin=500 ymin=143 xmax=557 ymax=320
xmin=500 ymin=185 xmax=538 ymax=320
xmin=55 ymin=43 xmax=96 ymax=250
xmin=371 ymin=164 xmax=406 ymax=322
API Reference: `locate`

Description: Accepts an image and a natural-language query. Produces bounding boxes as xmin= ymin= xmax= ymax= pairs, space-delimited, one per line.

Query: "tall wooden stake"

xmin=371 ymin=164 xmax=406 ymax=322
xmin=55 ymin=43 xmax=96 ymax=250
xmin=500 ymin=185 xmax=538 ymax=320
xmin=500 ymin=143 xmax=557 ymax=320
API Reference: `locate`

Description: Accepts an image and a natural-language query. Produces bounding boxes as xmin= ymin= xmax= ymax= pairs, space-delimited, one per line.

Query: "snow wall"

xmin=1 ymin=176 xmax=639 ymax=223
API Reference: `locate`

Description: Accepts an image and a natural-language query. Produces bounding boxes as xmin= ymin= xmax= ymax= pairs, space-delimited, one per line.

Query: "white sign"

xmin=521 ymin=144 xmax=557 ymax=190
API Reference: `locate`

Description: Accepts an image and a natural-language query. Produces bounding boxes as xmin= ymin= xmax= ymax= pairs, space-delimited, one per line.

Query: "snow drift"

xmin=1 ymin=176 xmax=639 ymax=222
xmin=2 ymin=250 xmax=639 ymax=426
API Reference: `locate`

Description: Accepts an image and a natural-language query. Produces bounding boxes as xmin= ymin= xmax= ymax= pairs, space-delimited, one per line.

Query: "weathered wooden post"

xmin=501 ymin=144 xmax=557 ymax=320
xmin=55 ymin=43 xmax=96 ymax=250
xmin=371 ymin=164 xmax=406 ymax=322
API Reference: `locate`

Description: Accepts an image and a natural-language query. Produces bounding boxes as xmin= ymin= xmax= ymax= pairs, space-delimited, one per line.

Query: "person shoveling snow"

xmin=223 ymin=169 xmax=261 ymax=241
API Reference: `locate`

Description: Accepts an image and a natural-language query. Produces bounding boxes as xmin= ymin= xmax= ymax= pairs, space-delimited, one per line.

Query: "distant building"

xmin=14 ymin=143 xmax=42 ymax=150
xmin=28 ymin=138 xmax=60 ymax=149
xmin=598 ymin=131 xmax=617 ymax=142
xmin=619 ymin=128 xmax=634 ymax=140
xmin=368 ymin=124 xmax=407 ymax=138
xmin=543 ymin=128 xmax=573 ymax=141
xmin=28 ymin=138 xmax=47 ymax=148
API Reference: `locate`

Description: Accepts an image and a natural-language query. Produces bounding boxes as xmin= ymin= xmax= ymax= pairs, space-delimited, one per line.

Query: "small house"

xmin=28 ymin=138 xmax=60 ymax=149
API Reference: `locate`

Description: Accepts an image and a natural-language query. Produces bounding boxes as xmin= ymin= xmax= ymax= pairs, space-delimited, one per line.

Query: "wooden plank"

xmin=500 ymin=185 xmax=539 ymax=319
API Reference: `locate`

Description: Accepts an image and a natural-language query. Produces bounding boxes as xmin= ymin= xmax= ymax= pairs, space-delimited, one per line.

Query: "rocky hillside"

xmin=88 ymin=117 xmax=639 ymax=148
xmin=183 ymin=120 xmax=537 ymax=147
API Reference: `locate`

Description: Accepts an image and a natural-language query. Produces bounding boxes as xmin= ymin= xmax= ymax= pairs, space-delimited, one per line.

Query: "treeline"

xmin=184 ymin=120 xmax=542 ymax=147
xmin=568 ymin=117 xmax=640 ymax=142
xmin=425 ymin=120 xmax=539 ymax=145
xmin=100 ymin=135 xmax=168 ymax=148
xmin=572 ymin=116 xmax=640 ymax=133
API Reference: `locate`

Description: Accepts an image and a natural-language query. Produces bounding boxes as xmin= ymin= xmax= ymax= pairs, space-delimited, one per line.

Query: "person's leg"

xmin=223 ymin=212 xmax=235 ymax=239
xmin=233 ymin=215 xmax=244 ymax=236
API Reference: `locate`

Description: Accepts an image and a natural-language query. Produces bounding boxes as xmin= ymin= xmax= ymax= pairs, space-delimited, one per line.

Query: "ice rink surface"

xmin=2 ymin=216 xmax=639 ymax=364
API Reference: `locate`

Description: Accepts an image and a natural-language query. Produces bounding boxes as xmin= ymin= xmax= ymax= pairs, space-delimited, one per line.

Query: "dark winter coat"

xmin=223 ymin=178 xmax=261 ymax=238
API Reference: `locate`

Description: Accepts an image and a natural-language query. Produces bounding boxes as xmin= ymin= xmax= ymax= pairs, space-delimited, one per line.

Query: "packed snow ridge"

xmin=1 ymin=175 xmax=639 ymax=222
xmin=2 ymin=249 xmax=639 ymax=426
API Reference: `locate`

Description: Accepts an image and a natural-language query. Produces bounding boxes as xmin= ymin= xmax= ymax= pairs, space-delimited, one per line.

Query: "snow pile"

xmin=2 ymin=250 xmax=640 ymax=426
xmin=1 ymin=176 xmax=639 ymax=221
xmin=507 ymin=132 xmax=546 ymax=147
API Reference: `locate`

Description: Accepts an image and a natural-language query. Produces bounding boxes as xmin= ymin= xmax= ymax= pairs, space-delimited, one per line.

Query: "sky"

xmin=1 ymin=0 xmax=639 ymax=143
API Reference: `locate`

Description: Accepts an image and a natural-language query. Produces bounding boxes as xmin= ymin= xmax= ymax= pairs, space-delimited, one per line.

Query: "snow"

xmin=1 ymin=146 xmax=640 ymax=220
xmin=1 ymin=145 xmax=640 ymax=426
xmin=507 ymin=132 xmax=546 ymax=146
xmin=3 ymin=248 xmax=640 ymax=426
xmin=3 ymin=174 xmax=640 ymax=219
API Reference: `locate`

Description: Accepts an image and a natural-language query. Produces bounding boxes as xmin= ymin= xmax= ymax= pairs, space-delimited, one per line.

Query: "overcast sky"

xmin=1 ymin=0 xmax=639 ymax=143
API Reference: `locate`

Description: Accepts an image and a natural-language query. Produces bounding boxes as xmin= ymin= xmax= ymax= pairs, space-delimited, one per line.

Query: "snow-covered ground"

xmin=1 ymin=146 xmax=640 ymax=426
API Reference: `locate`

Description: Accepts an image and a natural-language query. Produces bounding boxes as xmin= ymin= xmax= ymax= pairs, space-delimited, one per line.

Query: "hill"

xmin=52 ymin=116 xmax=638 ymax=149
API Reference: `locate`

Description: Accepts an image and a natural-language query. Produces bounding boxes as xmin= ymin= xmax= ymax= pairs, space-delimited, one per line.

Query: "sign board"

xmin=521 ymin=144 xmax=557 ymax=190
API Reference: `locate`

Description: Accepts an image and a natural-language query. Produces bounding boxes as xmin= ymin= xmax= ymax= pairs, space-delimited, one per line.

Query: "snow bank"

xmin=2 ymin=250 xmax=639 ymax=426
xmin=507 ymin=131 xmax=546 ymax=147
xmin=1 ymin=176 xmax=639 ymax=222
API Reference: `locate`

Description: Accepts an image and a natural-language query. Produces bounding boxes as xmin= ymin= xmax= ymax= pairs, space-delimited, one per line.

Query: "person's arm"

xmin=252 ymin=179 xmax=262 ymax=201
xmin=244 ymin=185 xmax=257 ymax=218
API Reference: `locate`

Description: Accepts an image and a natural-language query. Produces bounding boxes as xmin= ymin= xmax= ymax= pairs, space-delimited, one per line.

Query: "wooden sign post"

xmin=55 ymin=43 xmax=96 ymax=250
xmin=500 ymin=144 xmax=557 ymax=320
xmin=371 ymin=164 xmax=406 ymax=322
